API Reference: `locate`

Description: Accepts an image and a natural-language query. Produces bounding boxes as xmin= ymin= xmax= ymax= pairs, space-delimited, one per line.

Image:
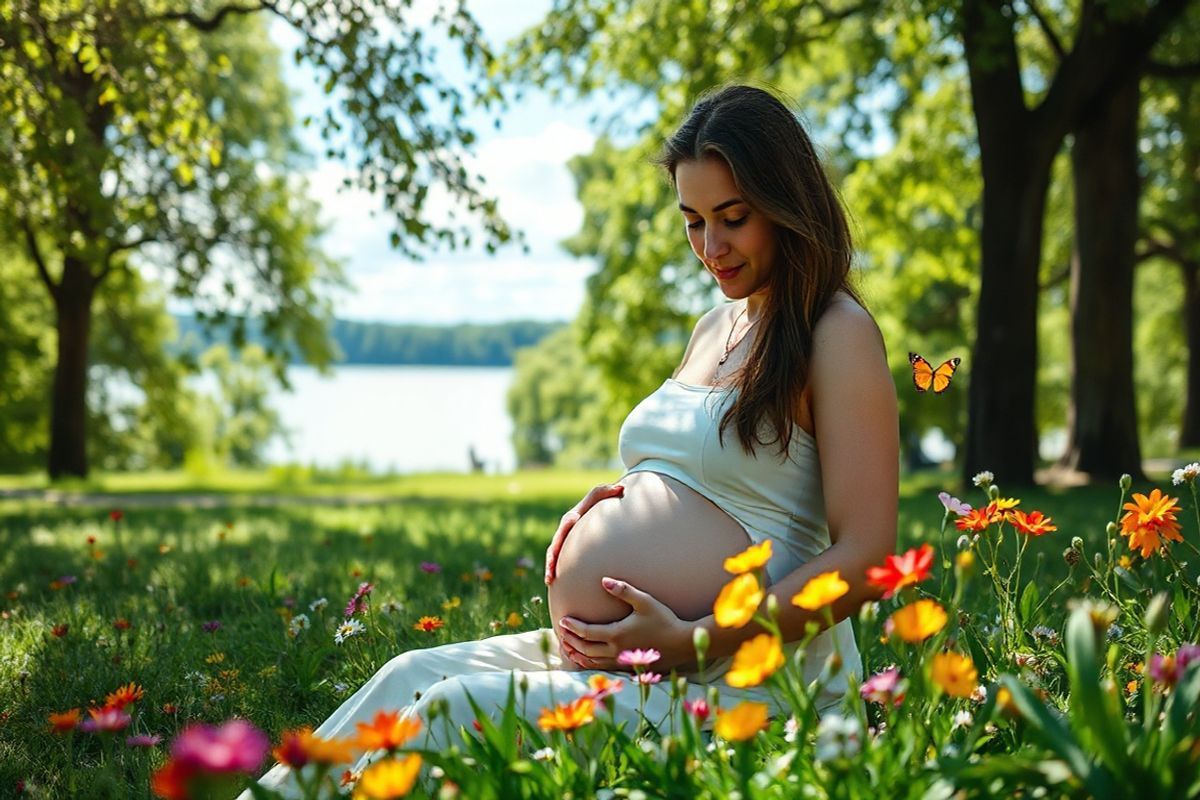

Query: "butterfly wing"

xmin=931 ymin=357 xmax=961 ymax=394
xmin=909 ymin=352 xmax=934 ymax=392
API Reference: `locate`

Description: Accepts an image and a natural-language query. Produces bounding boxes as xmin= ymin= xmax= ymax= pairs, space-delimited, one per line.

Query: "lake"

xmin=262 ymin=365 xmax=517 ymax=473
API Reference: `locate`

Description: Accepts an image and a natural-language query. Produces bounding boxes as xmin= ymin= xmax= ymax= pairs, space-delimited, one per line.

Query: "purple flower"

xmin=938 ymin=492 xmax=972 ymax=517
xmin=344 ymin=581 xmax=374 ymax=618
xmin=170 ymin=720 xmax=268 ymax=773
xmin=126 ymin=733 xmax=162 ymax=748
xmin=1177 ymin=643 xmax=1200 ymax=671
xmin=617 ymin=648 xmax=661 ymax=668
xmin=201 ymin=621 xmax=221 ymax=634
xmin=859 ymin=667 xmax=905 ymax=707
xmin=58 ymin=575 xmax=78 ymax=586
xmin=420 ymin=562 xmax=442 ymax=574
xmin=1150 ymin=643 xmax=1200 ymax=687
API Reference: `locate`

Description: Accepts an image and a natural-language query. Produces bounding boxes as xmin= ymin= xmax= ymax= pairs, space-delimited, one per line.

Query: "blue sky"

xmin=271 ymin=1 xmax=614 ymax=326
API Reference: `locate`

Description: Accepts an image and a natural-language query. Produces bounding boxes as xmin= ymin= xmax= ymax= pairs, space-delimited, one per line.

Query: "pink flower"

xmin=126 ymin=733 xmax=162 ymax=748
xmin=859 ymin=667 xmax=905 ymax=707
xmin=617 ymin=648 xmax=661 ymax=668
xmin=1149 ymin=643 xmax=1200 ymax=688
xmin=80 ymin=707 xmax=131 ymax=733
xmin=170 ymin=720 xmax=269 ymax=773
xmin=683 ymin=698 xmax=710 ymax=722
xmin=420 ymin=562 xmax=442 ymax=574
xmin=634 ymin=672 xmax=662 ymax=685
xmin=344 ymin=582 xmax=374 ymax=618
xmin=938 ymin=492 xmax=972 ymax=516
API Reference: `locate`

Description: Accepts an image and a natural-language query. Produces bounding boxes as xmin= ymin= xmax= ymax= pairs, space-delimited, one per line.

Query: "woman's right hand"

xmin=544 ymin=482 xmax=625 ymax=585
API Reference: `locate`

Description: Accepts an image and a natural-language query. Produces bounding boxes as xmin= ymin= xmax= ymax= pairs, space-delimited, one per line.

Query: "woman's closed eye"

xmin=686 ymin=216 xmax=748 ymax=230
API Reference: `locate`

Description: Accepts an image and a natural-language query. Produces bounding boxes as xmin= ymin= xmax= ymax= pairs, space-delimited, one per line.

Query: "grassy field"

xmin=1 ymin=467 xmax=1196 ymax=798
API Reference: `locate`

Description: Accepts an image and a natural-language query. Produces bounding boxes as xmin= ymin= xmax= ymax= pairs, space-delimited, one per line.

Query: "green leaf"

xmin=1018 ymin=579 xmax=1040 ymax=625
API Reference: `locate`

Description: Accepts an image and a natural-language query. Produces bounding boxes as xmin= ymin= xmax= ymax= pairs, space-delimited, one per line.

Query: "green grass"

xmin=0 ymin=469 xmax=1194 ymax=797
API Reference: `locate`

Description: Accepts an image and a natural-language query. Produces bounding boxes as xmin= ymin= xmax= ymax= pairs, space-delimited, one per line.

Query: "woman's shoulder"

xmin=813 ymin=291 xmax=886 ymax=356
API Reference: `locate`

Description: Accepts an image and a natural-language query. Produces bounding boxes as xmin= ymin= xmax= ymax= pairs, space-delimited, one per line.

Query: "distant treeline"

xmin=173 ymin=315 xmax=567 ymax=366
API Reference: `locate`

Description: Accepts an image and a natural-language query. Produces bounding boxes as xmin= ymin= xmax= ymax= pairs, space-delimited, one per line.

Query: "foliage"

xmin=196 ymin=344 xmax=288 ymax=469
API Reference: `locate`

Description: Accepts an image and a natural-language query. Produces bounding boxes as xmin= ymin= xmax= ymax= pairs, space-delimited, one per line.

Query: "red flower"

xmin=51 ymin=624 xmax=68 ymax=638
xmin=113 ymin=619 xmax=132 ymax=631
xmin=865 ymin=544 xmax=934 ymax=599
xmin=109 ymin=510 xmax=124 ymax=523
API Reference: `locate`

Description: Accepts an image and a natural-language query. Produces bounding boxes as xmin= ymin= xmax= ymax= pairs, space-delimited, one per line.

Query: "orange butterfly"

xmin=909 ymin=352 xmax=960 ymax=394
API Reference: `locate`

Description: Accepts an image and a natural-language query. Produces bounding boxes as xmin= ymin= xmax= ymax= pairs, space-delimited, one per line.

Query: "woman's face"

xmin=675 ymin=156 xmax=777 ymax=305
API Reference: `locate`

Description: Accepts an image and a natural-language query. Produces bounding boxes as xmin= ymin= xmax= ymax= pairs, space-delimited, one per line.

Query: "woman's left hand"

xmin=556 ymin=577 xmax=693 ymax=672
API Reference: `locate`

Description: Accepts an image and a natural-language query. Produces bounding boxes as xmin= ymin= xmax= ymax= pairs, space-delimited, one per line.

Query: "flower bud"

xmin=766 ymin=593 xmax=780 ymax=620
xmin=987 ymin=485 xmax=1000 ymax=500
xmin=692 ymin=626 xmax=710 ymax=660
xmin=1105 ymin=522 xmax=1118 ymax=538
xmin=1094 ymin=553 xmax=1104 ymax=570
xmin=956 ymin=534 xmax=970 ymax=551
xmin=859 ymin=601 xmax=878 ymax=626
xmin=956 ymin=550 xmax=976 ymax=576
xmin=825 ymin=651 xmax=843 ymax=676
xmin=1071 ymin=536 xmax=1084 ymax=552
xmin=539 ymin=630 xmax=552 ymax=656
xmin=1063 ymin=548 xmax=1081 ymax=567
xmin=1144 ymin=592 xmax=1170 ymax=634
xmin=1119 ymin=473 xmax=1132 ymax=491
xmin=519 ymin=675 xmax=530 ymax=696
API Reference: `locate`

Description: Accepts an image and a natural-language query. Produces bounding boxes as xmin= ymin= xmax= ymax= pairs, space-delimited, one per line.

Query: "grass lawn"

xmin=0 ymin=467 xmax=1194 ymax=797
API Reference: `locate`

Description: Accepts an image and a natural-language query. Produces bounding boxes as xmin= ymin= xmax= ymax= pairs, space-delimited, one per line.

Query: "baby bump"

xmin=548 ymin=471 xmax=753 ymax=629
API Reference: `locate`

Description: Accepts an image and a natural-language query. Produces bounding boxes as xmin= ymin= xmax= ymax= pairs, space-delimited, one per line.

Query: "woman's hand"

xmin=544 ymin=483 xmax=625 ymax=585
xmin=556 ymin=578 xmax=693 ymax=672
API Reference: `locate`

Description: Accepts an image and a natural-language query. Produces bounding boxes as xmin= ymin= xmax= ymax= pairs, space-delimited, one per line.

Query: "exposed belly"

xmin=548 ymin=471 xmax=753 ymax=632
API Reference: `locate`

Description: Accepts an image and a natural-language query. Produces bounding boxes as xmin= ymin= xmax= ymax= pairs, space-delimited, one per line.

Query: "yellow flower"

xmin=506 ymin=611 xmax=522 ymax=628
xmin=791 ymin=571 xmax=849 ymax=611
xmin=726 ymin=634 xmax=784 ymax=688
xmin=1119 ymin=489 xmax=1183 ymax=558
xmin=713 ymin=573 xmax=764 ymax=628
xmin=441 ymin=596 xmax=461 ymax=612
xmin=889 ymin=599 xmax=947 ymax=643
xmin=353 ymin=754 xmax=422 ymax=799
xmin=930 ymin=651 xmax=978 ymax=698
xmin=723 ymin=540 xmax=773 ymax=575
xmin=991 ymin=497 xmax=1020 ymax=511
xmin=538 ymin=696 xmax=596 ymax=732
xmin=714 ymin=701 xmax=769 ymax=742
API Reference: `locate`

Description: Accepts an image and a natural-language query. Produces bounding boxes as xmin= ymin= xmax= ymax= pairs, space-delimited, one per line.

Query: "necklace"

xmin=718 ymin=306 xmax=756 ymax=366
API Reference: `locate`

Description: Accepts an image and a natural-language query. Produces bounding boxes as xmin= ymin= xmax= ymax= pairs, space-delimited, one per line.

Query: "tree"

xmin=0 ymin=0 xmax=513 ymax=478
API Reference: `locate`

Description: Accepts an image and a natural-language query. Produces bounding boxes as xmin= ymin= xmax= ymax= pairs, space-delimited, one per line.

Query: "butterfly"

xmin=909 ymin=352 xmax=961 ymax=394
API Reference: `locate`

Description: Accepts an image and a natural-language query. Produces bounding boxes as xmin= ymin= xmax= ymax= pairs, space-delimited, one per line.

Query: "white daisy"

xmin=814 ymin=714 xmax=860 ymax=762
xmin=972 ymin=471 xmax=995 ymax=488
xmin=288 ymin=614 xmax=310 ymax=636
xmin=309 ymin=597 xmax=328 ymax=613
xmin=532 ymin=746 xmax=555 ymax=761
xmin=380 ymin=599 xmax=405 ymax=615
xmin=333 ymin=618 xmax=364 ymax=645
xmin=951 ymin=710 xmax=974 ymax=730
xmin=1172 ymin=462 xmax=1200 ymax=486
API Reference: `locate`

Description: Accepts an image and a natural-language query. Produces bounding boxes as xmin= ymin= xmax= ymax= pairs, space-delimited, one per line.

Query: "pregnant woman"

xmin=246 ymin=83 xmax=898 ymax=796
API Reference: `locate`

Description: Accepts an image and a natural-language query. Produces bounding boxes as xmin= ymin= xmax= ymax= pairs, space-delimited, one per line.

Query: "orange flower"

xmin=723 ymin=540 xmax=773 ymax=575
xmin=151 ymin=758 xmax=191 ymax=800
xmin=714 ymin=701 xmax=769 ymax=742
xmin=506 ymin=612 xmax=522 ymax=628
xmin=930 ymin=652 xmax=978 ymax=698
xmin=866 ymin=544 xmax=934 ymax=599
xmin=791 ymin=571 xmax=850 ymax=610
xmin=889 ymin=599 xmax=947 ymax=643
xmin=1007 ymin=509 xmax=1056 ymax=537
xmin=726 ymin=634 xmax=785 ymax=688
xmin=48 ymin=708 xmax=81 ymax=733
xmin=413 ymin=616 xmax=444 ymax=633
xmin=585 ymin=674 xmax=625 ymax=699
xmin=538 ymin=696 xmax=596 ymax=732
xmin=713 ymin=573 xmax=764 ymax=628
xmin=353 ymin=754 xmax=422 ymax=799
xmin=355 ymin=711 xmax=422 ymax=752
xmin=1119 ymin=489 xmax=1183 ymax=558
xmin=113 ymin=618 xmax=132 ymax=631
xmin=955 ymin=508 xmax=993 ymax=533
xmin=273 ymin=727 xmax=359 ymax=767
xmin=51 ymin=623 xmax=68 ymax=638
xmin=105 ymin=682 xmax=144 ymax=709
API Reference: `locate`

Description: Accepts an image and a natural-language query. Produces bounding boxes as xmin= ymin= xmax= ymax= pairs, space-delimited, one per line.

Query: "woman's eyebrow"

xmin=677 ymin=197 xmax=745 ymax=213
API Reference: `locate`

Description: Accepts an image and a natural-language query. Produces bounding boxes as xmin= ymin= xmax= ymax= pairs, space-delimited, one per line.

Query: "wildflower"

xmin=586 ymin=674 xmax=625 ymax=700
xmin=530 ymin=596 xmax=544 ymax=606
xmin=931 ymin=652 xmax=979 ymax=698
xmin=617 ymin=648 xmax=661 ymax=668
xmin=81 ymin=706 xmax=132 ymax=733
xmin=683 ymin=698 xmax=710 ymax=723
xmin=51 ymin=624 xmax=68 ymax=638
xmin=158 ymin=544 xmax=172 ymax=555
xmin=955 ymin=507 xmax=993 ymax=533
xmin=726 ymin=634 xmax=784 ymax=688
xmin=59 ymin=575 xmax=77 ymax=586
xmin=419 ymin=562 xmax=441 ymax=574
xmin=951 ymin=710 xmax=974 ymax=730
xmin=538 ymin=696 xmax=596 ymax=732
xmin=356 ymin=711 xmax=422 ymax=752
xmin=105 ymin=682 xmax=145 ymax=710
xmin=1148 ymin=644 xmax=1200 ymax=688
xmin=972 ymin=471 xmax=994 ymax=488
xmin=813 ymin=714 xmax=861 ymax=761
xmin=127 ymin=734 xmax=162 ymax=748
xmin=531 ymin=746 xmax=555 ymax=761
xmin=334 ymin=619 xmax=365 ymax=645
xmin=309 ymin=598 xmax=329 ymax=613
xmin=441 ymin=596 xmax=462 ymax=612
xmin=288 ymin=614 xmax=311 ymax=636
xmin=204 ymin=652 xmax=225 ymax=665
xmin=714 ymin=701 xmax=769 ymax=742
xmin=1030 ymin=625 xmax=1060 ymax=646
xmin=354 ymin=754 xmax=422 ymax=799
xmin=938 ymin=492 xmax=972 ymax=516
xmin=713 ymin=573 xmax=763 ymax=628
xmin=488 ymin=620 xmax=503 ymax=632
xmin=201 ymin=620 xmax=221 ymax=634
xmin=783 ymin=715 xmax=800 ymax=742
xmin=792 ymin=570 xmax=850 ymax=610
xmin=635 ymin=672 xmax=662 ymax=685
xmin=48 ymin=709 xmax=81 ymax=733
xmin=506 ymin=612 xmax=522 ymax=628
xmin=859 ymin=667 xmax=905 ymax=707
xmin=162 ymin=703 xmax=178 ymax=715
xmin=1172 ymin=462 xmax=1200 ymax=486
xmin=956 ymin=550 xmax=976 ymax=573
xmin=723 ymin=540 xmax=773 ymax=574
xmin=334 ymin=683 xmax=348 ymax=694
xmin=994 ymin=685 xmax=1017 ymax=716
xmin=474 ymin=565 xmax=493 ymax=581
xmin=413 ymin=616 xmax=444 ymax=633
xmin=110 ymin=509 xmax=124 ymax=523
xmin=1119 ymin=489 xmax=1183 ymax=558
xmin=889 ymin=600 xmax=948 ymax=643
xmin=379 ymin=599 xmax=405 ymax=615
xmin=866 ymin=545 xmax=934 ymax=599
xmin=970 ymin=685 xmax=988 ymax=704
xmin=345 ymin=582 xmax=375 ymax=618
xmin=1007 ymin=509 xmax=1057 ymax=537
xmin=169 ymin=719 xmax=269 ymax=772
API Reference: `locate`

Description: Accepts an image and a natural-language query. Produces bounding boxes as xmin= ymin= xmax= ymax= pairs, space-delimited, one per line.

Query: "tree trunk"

xmin=1183 ymin=261 xmax=1200 ymax=448
xmin=48 ymin=256 xmax=95 ymax=479
xmin=1058 ymin=77 xmax=1146 ymax=481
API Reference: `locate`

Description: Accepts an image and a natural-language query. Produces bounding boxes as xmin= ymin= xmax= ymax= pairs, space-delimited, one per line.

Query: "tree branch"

xmin=21 ymin=219 xmax=59 ymax=298
xmin=1146 ymin=59 xmax=1200 ymax=79
xmin=151 ymin=2 xmax=278 ymax=32
xmin=1026 ymin=0 xmax=1066 ymax=61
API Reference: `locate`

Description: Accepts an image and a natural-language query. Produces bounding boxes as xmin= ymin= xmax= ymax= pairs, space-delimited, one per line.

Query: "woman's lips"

xmin=714 ymin=264 xmax=744 ymax=281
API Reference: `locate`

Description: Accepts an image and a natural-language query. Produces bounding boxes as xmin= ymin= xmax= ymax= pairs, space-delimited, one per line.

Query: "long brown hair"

xmin=653 ymin=83 xmax=866 ymax=459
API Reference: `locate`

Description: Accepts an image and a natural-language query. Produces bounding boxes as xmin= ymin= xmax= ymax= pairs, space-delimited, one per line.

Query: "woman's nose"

xmin=704 ymin=229 xmax=730 ymax=262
